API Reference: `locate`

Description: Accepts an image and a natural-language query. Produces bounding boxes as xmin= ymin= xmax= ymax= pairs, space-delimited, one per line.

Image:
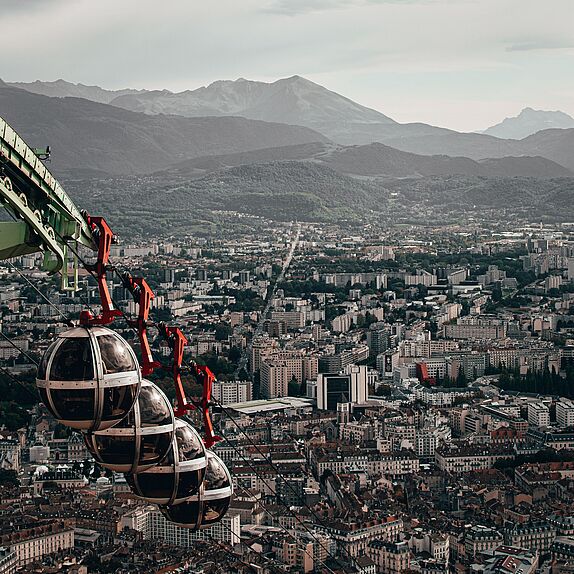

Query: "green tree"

xmin=288 ymin=376 xmax=302 ymax=397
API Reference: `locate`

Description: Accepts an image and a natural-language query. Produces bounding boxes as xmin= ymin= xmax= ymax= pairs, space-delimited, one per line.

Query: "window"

xmin=98 ymin=335 xmax=136 ymax=374
xmin=37 ymin=340 xmax=59 ymax=379
xmin=50 ymin=338 xmax=94 ymax=381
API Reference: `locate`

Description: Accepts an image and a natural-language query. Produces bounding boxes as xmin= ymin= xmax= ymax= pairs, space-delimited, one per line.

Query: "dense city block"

xmin=3 ymin=217 xmax=574 ymax=572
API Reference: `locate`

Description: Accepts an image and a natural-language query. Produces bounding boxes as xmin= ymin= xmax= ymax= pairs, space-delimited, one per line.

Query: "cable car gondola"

xmin=0 ymin=117 xmax=232 ymax=531
xmin=36 ymin=326 xmax=141 ymax=431
xmin=160 ymin=451 xmax=233 ymax=530
xmin=84 ymin=379 xmax=174 ymax=473
xmin=125 ymin=418 xmax=207 ymax=504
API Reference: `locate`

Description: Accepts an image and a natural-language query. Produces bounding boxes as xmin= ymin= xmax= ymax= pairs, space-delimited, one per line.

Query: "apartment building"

xmin=527 ymin=402 xmax=550 ymax=428
xmin=120 ymin=505 xmax=240 ymax=545
xmin=557 ymin=399 xmax=574 ymax=428
xmin=317 ymin=516 xmax=403 ymax=558
xmin=212 ymin=380 xmax=253 ymax=405
xmin=464 ymin=526 xmax=503 ymax=559
xmin=367 ymin=540 xmax=411 ymax=574
xmin=0 ymin=521 xmax=74 ymax=567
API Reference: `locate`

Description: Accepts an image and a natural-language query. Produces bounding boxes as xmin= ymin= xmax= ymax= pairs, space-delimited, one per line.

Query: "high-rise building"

xmin=260 ymin=351 xmax=318 ymax=398
xmin=316 ymin=365 xmax=368 ymax=411
xmin=162 ymin=268 xmax=175 ymax=284
xmin=250 ymin=336 xmax=278 ymax=373
xmin=212 ymin=380 xmax=253 ymax=405
xmin=367 ymin=325 xmax=389 ymax=357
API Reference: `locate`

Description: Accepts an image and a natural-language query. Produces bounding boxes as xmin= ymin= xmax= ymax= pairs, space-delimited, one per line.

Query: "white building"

xmin=212 ymin=380 xmax=253 ymax=405
xmin=120 ymin=505 xmax=240 ymax=545
xmin=527 ymin=402 xmax=550 ymax=428
xmin=316 ymin=364 xmax=368 ymax=411
xmin=7 ymin=525 xmax=74 ymax=567
xmin=556 ymin=399 xmax=574 ymax=429
xmin=0 ymin=440 xmax=20 ymax=472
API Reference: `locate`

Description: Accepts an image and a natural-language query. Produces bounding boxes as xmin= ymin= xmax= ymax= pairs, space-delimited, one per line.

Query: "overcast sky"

xmin=1 ymin=0 xmax=572 ymax=132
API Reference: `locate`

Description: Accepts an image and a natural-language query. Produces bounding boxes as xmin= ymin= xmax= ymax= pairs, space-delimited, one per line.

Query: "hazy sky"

xmin=1 ymin=0 xmax=573 ymax=132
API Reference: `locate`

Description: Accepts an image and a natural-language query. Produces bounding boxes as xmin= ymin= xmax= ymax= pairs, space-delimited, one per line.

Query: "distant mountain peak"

xmin=109 ymin=75 xmax=396 ymax=128
xmin=484 ymin=107 xmax=574 ymax=139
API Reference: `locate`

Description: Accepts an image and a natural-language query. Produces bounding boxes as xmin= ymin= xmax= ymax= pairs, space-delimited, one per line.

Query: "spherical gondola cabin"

xmin=83 ymin=379 xmax=175 ymax=473
xmin=160 ymin=451 xmax=233 ymax=530
xmin=125 ymin=418 xmax=207 ymax=505
xmin=36 ymin=326 xmax=141 ymax=432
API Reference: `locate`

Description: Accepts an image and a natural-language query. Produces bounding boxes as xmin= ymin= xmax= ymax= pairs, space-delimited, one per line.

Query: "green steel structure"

xmin=0 ymin=116 xmax=96 ymax=288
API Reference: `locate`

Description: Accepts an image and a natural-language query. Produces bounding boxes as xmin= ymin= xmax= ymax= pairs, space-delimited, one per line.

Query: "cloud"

xmin=0 ymin=0 xmax=69 ymax=12
xmin=264 ymin=0 xmax=437 ymax=16
xmin=264 ymin=0 xmax=348 ymax=15
xmin=506 ymin=39 xmax=574 ymax=52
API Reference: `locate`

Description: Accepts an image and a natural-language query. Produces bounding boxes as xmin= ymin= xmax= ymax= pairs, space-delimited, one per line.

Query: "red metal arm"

xmin=122 ymin=274 xmax=161 ymax=376
xmin=193 ymin=363 xmax=222 ymax=449
xmin=161 ymin=325 xmax=190 ymax=415
xmin=80 ymin=215 xmax=122 ymax=326
xmin=160 ymin=324 xmax=221 ymax=448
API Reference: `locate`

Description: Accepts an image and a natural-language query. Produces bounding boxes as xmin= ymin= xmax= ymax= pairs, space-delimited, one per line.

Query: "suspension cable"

xmin=55 ymin=231 xmax=352 ymax=570
xmin=6 ymin=260 xmax=74 ymax=327
xmin=0 ymin=331 xmax=39 ymax=366
xmin=210 ymin=398 xmax=361 ymax=572
xmin=0 ymin=365 xmax=38 ymax=402
xmin=53 ymin=232 xmax=140 ymax=327
xmin=206 ymin=416 xmax=340 ymax=573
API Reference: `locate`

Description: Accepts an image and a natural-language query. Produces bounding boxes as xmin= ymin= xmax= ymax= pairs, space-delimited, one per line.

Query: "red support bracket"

xmin=79 ymin=215 xmax=122 ymax=326
xmin=122 ymin=274 xmax=161 ymax=376
xmin=192 ymin=363 xmax=222 ymax=449
xmin=159 ymin=324 xmax=222 ymax=448
xmin=161 ymin=325 xmax=190 ymax=416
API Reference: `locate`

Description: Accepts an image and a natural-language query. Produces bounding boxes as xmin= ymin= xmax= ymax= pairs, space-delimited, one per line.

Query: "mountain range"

xmin=0 ymin=83 xmax=327 ymax=176
xmin=166 ymin=141 xmax=572 ymax=180
xmin=1 ymin=76 xmax=573 ymax=227
xmin=7 ymin=76 xmax=574 ymax=173
xmin=7 ymin=79 xmax=146 ymax=104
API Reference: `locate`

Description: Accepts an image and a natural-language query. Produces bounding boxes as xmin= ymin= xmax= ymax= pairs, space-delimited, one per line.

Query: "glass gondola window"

xmin=159 ymin=452 xmax=232 ymax=529
xmin=84 ymin=380 xmax=175 ymax=473
xmin=124 ymin=420 xmax=207 ymax=505
xmin=93 ymin=434 xmax=136 ymax=466
xmin=201 ymin=453 xmax=232 ymax=526
xmin=37 ymin=340 xmax=58 ymax=380
xmin=50 ymin=338 xmax=94 ymax=380
xmin=139 ymin=384 xmax=172 ymax=427
xmin=98 ymin=335 xmax=137 ymax=374
xmin=176 ymin=422 xmax=205 ymax=462
xmin=37 ymin=326 xmax=141 ymax=432
xmin=100 ymin=385 xmax=138 ymax=422
xmin=174 ymin=423 xmax=207 ymax=497
xmin=204 ymin=452 xmax=231 ymax=490
xmin=203 ymin=498 xmax=231 ymax=525
xmin=50 ymin=389 xmax=95 ymax=421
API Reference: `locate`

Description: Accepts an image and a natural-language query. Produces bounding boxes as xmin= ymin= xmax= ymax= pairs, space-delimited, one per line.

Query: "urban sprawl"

xmin=3 ymin=215 xmax=574 ymax=573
